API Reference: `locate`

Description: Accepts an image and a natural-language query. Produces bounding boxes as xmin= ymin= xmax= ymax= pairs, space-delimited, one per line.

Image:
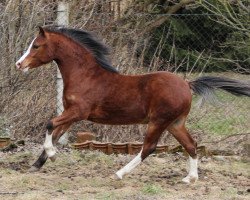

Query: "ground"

xmin=0 ymin=141 xmax=249 ymax=200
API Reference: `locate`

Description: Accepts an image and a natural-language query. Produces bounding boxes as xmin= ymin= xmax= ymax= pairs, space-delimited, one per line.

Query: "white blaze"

xmin=43 ymin=131 xmax=56 ymax=158
xmin=182 ymin=156 xmax=198 ymax=184
xmin=16 ymin=38 xmax=36 ymax=71
xmin=116 ymin=150 xmax=142 ymax=179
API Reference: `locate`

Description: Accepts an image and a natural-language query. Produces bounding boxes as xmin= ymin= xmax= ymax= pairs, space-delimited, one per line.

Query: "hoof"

xmin=115 ymin=172 xmax=123 ymax=180
xmin=28 ymin=166 xmax=40 ymax=173
xmin=49 ymin=155 xmax=57 ymax=162
xmin=109 ymin=174 xmax=121 ymax=181
xmin=182 ymin=175 xmax=198 ymax=184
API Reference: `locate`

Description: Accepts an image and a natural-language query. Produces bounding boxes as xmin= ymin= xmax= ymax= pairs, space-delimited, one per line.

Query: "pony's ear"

xmin=38 ymin=26 xmax=45 ymax=37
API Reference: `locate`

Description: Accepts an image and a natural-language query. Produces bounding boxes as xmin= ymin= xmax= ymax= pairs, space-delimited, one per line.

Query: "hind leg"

xmin=167 ymin=117 xmax=198 ymax=184
xmin=116 ymin=122 xmax=168 ymax=179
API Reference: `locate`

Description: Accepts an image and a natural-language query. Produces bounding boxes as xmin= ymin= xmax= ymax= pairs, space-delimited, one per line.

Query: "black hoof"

xmin=28 ymin=166 xmax=40 ymax=173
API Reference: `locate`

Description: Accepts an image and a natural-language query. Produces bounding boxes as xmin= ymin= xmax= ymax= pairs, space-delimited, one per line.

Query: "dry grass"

xmin=0 ymin=146 xmax=249 ymax=200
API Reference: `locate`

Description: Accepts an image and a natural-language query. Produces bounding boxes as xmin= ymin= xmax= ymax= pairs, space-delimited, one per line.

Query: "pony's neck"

xmin=52 ymin=34 xmax=105 ymax=85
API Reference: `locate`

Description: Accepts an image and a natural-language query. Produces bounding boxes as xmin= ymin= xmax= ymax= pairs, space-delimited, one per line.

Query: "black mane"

xmin=44 ymin=26 xmax=118 ymax=73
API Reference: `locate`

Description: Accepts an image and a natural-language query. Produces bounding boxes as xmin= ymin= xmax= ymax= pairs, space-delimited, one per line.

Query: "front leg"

xmin=46 ymin=108 xmax=82 ymax=131
xmin=44 ymin=108 xmax=85 ymax=160
xmin=43 ymin=130 xmax=57 ymax=161
xmin=29 ymin=123 xmax=72 ymax=172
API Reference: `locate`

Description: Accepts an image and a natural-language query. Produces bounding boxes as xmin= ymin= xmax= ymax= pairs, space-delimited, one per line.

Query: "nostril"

xmin=16 ymin=62 xmax=21 ymax=69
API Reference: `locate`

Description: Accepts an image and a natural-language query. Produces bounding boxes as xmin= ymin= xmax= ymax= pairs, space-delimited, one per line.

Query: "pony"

xmin=16 ymin=26 xmax=250 ymax=183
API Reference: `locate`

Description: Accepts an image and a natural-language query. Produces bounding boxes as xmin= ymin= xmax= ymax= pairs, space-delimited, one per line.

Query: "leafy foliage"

xmin=141 ymin=2 xmax=249 ymax=73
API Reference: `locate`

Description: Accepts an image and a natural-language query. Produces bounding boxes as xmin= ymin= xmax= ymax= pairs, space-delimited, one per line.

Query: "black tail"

xmin=189 ymin=76 xmax=250 ymax=104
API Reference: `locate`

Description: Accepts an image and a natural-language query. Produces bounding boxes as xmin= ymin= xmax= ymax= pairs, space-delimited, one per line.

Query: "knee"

xmin=46 ymin=121 xmax=53 ymax=131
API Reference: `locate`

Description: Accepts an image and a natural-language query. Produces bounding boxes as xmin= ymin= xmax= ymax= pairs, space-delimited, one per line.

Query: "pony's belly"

xmin=88 ymin=119 xmax=148 ymax=125
xmin=87 ymin=101 xmax=149 ymax=125
xmin=87 ymin=113 xmax=149 ymax=125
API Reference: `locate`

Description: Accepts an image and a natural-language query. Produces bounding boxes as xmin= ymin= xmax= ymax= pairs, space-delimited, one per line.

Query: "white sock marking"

xmin=182 ymin=156 xmax=198 ymax=184
xmin=116 ymin=150 xmax=142 ymax=179
xmin=43 ymin=131 xmax=56 ymax=158
xmin=16 ymin=38 xmax=36 ymax=69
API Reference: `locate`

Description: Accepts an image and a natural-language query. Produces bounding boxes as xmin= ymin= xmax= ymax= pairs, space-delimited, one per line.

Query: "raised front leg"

xmin=29 ymin=123 xmax=71 ymax=172
xmin=46 ymin=109 xmax=82 ymax=131
xmin=29 ymin=150 xmax=48 ymax=172
xmin=44 ymin=130 xmax=56 ymax=160
xmin=44 ymin=109 xmax=83 ymax=160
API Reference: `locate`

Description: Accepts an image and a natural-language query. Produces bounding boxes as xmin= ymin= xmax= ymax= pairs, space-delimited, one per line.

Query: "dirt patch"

xmin=0 ymin=142 xmax=249 ymax=200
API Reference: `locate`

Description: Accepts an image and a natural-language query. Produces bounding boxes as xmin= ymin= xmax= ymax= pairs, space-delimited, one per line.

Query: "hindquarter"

xmin=147 ymin=73 xmax=192 ymax=122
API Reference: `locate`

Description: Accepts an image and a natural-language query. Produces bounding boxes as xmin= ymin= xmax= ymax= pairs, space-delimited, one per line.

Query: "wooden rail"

xmin=73 ymin=141 xmax=169 ymax=155
xmin=72 ymin=141 xmax=212 ymax=156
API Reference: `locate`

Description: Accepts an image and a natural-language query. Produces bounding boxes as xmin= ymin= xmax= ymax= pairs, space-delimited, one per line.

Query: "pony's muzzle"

xmin=15 ymin=61 xmax=30 ymax=73
xmin=16 ymin=62 xmax=21 ymax=69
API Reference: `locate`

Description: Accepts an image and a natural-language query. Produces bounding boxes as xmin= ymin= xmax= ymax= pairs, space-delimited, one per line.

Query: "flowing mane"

xmin=44 ymin=26 xmax=118 ymax=73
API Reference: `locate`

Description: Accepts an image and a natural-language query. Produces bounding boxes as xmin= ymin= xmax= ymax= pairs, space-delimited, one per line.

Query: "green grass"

xmin=3 ymin=151 xmax=33 ymax=163
xmin=187 ymin=89 xmax=250 ymax=136
xmin=219 ymin=187 xmax=238 ymax=199
xmin=57 ymin=181 xmax=71 ymax=190
xmin=96 ymin=192 xmax=116 ymax=200
xmin=79 ymin=150 xmax=115 ymax=166
xmin=142 ymin=183 xmax=164 ymax=195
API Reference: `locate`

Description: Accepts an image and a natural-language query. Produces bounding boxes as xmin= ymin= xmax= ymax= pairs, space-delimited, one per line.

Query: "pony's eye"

xmin=33 ymin=45 xmax=39 ymax=49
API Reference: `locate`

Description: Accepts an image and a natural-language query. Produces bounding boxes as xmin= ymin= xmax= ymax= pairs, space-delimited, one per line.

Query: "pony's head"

xmin=16 ymin=27 xmax=54 ymax=72
xmin=16 ymin=26 xmax=118 ymax=73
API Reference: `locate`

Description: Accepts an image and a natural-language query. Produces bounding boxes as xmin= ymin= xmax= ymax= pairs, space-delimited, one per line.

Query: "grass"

xmin=1 ymin=150 xmax=249 ymax=200
xmin=219 ymin=187 xmax=238 ymax=199
xmin=96 ymin=192 xmax=116 ymax=200
xmin=57 ymin=182 xmax=71 ymax=191
xmin=188 ymin=89 xmax=250 ymax=137
xmin=142 ymin=183 xmax=164 ymax=195
xmin=79 ymin=150 xmax=115 ymax=166
xmin=204 ymin=159 xmax=250 ymax=176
